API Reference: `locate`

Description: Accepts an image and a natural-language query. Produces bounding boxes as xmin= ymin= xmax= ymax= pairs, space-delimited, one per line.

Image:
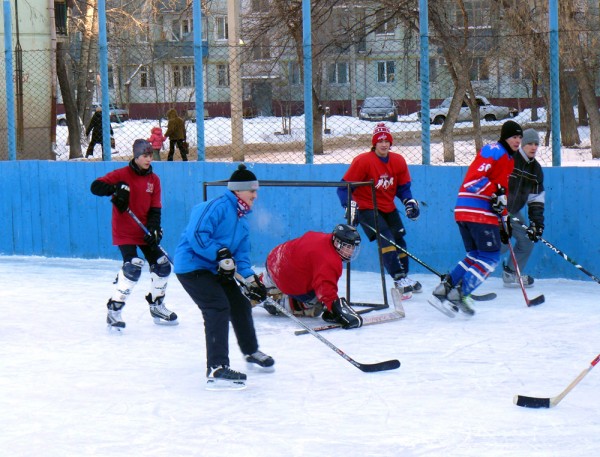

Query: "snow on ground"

xmin=55 ymin=108 xmax=600 ymax=167
xmin=2 ymin=255 xmax=600 ymax=456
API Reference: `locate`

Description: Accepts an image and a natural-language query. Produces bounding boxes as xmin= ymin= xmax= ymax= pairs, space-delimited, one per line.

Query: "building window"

xmin=375 ymin=10 xmax=395 ymax=35
xmin=140 ymin=66 xmax=155 ymax=88
xmin=328 ymin=62 xmax=348 ymax=84
xmin=470 ymin=57 xmax=489 ymax=81
xmin=377 ymin=61 xmax=395 ymax=83
xmin=173 ymin=65 xmax=194 ymax=87
xmin=217 ymin=64 xmax=230 ymax=87
xmin=172 ymin=19 xmax=192 ymax=41
xmin=216 ymin=16 xmax=228 ymax=41
xmin=288 ymin=61 xmax=301 ymax=85
xmin=461 ymin=1 xmax=490 ymax=28
xmin=252 ymin=35 xmax=270 ymax=60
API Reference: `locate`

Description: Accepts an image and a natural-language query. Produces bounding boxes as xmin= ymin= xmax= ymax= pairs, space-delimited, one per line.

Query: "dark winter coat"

xmin=86 ymin=111 xmax=113 ymax=142
xmin=164 ymin=109 xmax=186 ymax=140
xmin=507 ymin=148 xmax=545 ymax=225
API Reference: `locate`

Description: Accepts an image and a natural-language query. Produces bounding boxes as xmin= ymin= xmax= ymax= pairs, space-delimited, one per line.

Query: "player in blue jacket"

xmin=175 ymin=164 xmax=273 ymax=390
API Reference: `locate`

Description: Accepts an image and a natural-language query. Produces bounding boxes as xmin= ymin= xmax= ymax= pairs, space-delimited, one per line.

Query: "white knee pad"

xmin=149 ymin=256 xmax=171 ymax=301
xmin=111 ymin=257 xmax=144 ymax=302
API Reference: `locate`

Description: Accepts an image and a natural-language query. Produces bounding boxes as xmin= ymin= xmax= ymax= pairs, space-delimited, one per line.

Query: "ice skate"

xmin=447 ymin=286 xmax=475 ymax=317
xmin=427 ymin=276 xmax=459 ymax=318
xmin=146 ymin=294 xmax=179 ymax=325
xmin=245 ymin=350 xmax=275 ymax=372
xmin=206 ymin=365 xmax=247 ymax=391
xmin=106 ymin=299 xmax=126 ymax=331
xmin=393 ymin=275 xmax=414 ymax=300
xmin=503 ymin=263 xmax=534 ymax=288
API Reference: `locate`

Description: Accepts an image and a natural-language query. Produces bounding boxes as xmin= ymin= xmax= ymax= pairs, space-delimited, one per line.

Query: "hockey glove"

xmin=144 ymin=226 xmax=163 ymax=247
xmin=403 ymin=198 xmax=420 ymax=221
xmin=499 ymin=221 xmax=512 ymax=245
xmin=330 ymin=297 xmax=363 ymax=329
xmin=111 ymin=182 xmax=130 ymax=213
xmin=490 ymin=186 xmax=507 ymax=215
xmin=216 ymin=247 xmax=236 ymax=280
xmin=526 ymin=221 xmax=544 ymax=242
xmin=344 ymin=200 xmax=359 ymax=226
xmin=244 ymin=274 xmax=268 ymax=303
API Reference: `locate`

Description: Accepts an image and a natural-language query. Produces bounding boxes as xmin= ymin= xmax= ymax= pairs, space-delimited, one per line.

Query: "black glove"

xmin=344 ymin=201 xmax=359 ymax=226
xmin=500 ymin=220 xmax=512 ymax=245
xmin=245 ymin=274 xmax=267 ymax=302
xmin=526 ymin=221 xmax=544 ymax=242
xmin=403 ymin=198 xmax=420 ymax=221
xmin=490 ymin=186 xmax=507 ymax=215
xmin=111 ymin=182 xmax=130 ymax=213
xmin=144 ymin=226 xmax=163 ymax=247
xmin=216 ymin=247 xmax=236 ymax=280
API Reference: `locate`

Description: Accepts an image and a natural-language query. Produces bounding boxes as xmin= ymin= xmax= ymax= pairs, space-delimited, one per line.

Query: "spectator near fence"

xmin=164 ymin=109 xmax=188 ymax=161
xmin=85 ymin=106 xmax=113 ymax=158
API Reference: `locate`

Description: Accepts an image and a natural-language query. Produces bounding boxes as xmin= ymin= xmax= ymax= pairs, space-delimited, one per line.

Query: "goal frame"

xmin=203 ymin=179 xmax=389 ymax=309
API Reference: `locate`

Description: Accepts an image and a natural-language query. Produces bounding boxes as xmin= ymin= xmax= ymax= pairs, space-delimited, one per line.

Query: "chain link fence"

xmin=2 ymin=24 xmax=598 ymax=165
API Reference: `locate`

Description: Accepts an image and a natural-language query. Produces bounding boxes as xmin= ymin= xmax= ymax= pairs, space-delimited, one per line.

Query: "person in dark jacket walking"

xmin=175 ymin=164 xmax=274 ymax=390
xmin=90 ymin=139 xmax=178 ymax=330
xmin=501 ymin=128 xmax=545 ymax=288
xmin=164 ymin=109 xmax=188 ymax=161
xmin=85 ymin=106 xmax=114 ymax=158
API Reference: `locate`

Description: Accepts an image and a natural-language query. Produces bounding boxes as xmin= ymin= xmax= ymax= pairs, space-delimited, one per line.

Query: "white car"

xmin=421 ymin=95 xmax=518 ymax=125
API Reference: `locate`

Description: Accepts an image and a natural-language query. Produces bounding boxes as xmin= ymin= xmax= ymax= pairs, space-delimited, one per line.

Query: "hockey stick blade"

xmin=514 ymin=354 xmax=600 ymax=409
xmin=527 ymin=294 xmax=545 ymax=306
xmin=513 ymin=395 xmax=551 ymax=409
xmin=471 ymin=292 xmax=497 ymax=301
xmin=359 ymin=359 xmax=401 ymax=373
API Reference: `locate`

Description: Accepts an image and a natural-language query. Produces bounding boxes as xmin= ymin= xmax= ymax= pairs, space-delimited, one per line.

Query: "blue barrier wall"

xmin=1 ymin=161 xmax=599 ymax=281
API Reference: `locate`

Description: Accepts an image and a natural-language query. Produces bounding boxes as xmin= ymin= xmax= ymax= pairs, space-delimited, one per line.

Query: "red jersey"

xmin=96 ymin=166 xmax=161 ymax=245
xmin=266 ymin=232 xmax=342 ymax=309
xmin=342 ymin=150 xmax=411 ymax=212
xmin=454 ymin=142 xmax=514 ymax=225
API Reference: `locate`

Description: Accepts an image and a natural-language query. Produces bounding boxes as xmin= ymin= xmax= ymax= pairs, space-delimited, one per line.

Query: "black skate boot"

xmin=206 ymin=365 xmax=247 ymax=390
xmin=245 ymin=350 xmax=275 ymax=372
xmin=146 ymin=294 xmax=179 ymax=326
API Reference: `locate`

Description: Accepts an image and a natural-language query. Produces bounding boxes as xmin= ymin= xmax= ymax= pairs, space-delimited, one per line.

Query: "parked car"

xmin=420 ymin=95 xmax=518 ymax=125
xmin=57 ymin=104 xmax=129 ymax=126
xmin=359 ymin=96 xmax=399 ymax=122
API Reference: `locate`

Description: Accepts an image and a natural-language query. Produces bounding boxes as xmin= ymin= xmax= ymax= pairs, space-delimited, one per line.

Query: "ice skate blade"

xmin=427 ymin=296 xmax=458 ymax=318
xmin=246 ymin=362 xmax=275 ymax=373
xmin=206 ymin=378 xmax=247 ymax=391
xmin=503 ymin=282 xmax=533 ymax=289
xmin=107 ymin=323 xmax=125 ymax=333
xmin=152 ymin=317 xmax=179 ymax=326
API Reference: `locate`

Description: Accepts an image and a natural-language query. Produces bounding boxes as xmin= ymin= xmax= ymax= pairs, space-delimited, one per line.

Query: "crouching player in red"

xmin=259 ymin=224 xmax=363 ymax=329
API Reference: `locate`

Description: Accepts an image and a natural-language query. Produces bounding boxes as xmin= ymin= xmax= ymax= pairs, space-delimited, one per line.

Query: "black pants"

xmin=177 ymin=270 xmax=258 ymax=368
xmin=86 ymin=140 xmax=104 ymax=157
xmin=168 ymin=139 xmax=188 ymax=161
xmin=359 ymin=209 xmax=409 ymax=276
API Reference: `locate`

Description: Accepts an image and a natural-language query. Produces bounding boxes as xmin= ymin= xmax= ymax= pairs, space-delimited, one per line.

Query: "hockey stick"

xmin=514 ymin=353 xmax=600 ymax=408
xmin=360 ymin=221 xmax=496 ymax=301
xmin=510 ymin=216 xmax=600 ymax=285
xmin=264 ymin=296 xmax=400 ymax=372
xmin=294 ymin=311 xmax=402 ymax=335
xmin=126 ymin=209 xmax=174 ymax=264
xmin=235 ymin=278 xmax=400 ymax=372
xmin=501 ymin=216 xmax=545 ymax=306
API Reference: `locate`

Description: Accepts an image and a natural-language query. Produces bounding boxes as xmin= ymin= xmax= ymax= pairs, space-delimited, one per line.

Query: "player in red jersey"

xmin=337 ymin=123 xmax=421 ymax=300
xmin=260 ymin=224 xmax=363 ymax=329
xmin=430 ymin=120 xmax=523 ymax=317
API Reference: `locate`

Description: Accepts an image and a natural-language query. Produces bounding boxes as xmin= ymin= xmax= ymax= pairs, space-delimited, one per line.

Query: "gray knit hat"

xmin=228 ymin=164 xmax=259 ymax=191
xmin=132 ymin=139 xmax=153 ymax=158
xmin=522 ymin=128 xmax=540 ymax=145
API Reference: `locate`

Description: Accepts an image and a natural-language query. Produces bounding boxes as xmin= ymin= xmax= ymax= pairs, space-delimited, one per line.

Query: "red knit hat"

xmin=372 ymin=123 xmax=393 ymax=146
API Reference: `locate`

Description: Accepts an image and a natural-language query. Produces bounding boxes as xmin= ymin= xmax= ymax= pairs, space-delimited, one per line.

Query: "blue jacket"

xmin=174 ymin=190 xmax=254 ymax=277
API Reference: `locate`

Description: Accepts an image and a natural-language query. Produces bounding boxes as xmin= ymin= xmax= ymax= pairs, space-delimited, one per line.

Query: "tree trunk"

xmin=57 ymin=42 xmax=83 ymax=159
xmin=76 ymin=2 xmax=98 ymax=127
xmin=558 ymin=77 xmax=580 ymax=147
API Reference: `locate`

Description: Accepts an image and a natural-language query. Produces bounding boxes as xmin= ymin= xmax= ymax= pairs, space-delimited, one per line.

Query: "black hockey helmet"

xmin=332 ymin=224 xmax=361 ymax=262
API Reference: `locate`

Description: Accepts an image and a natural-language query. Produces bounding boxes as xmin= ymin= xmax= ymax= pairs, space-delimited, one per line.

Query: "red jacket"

xmin=342 ymin=150 xmax=411 ymax=212
xmin=147 ymin=127 xmax=166 ymax=150
xmin=95 ymin=166 xmax=161 ymax=245
xmin=455 ymin=142 xmax=514 ymax=225
xmin=266 ymin=232 xmax=342 ymax=309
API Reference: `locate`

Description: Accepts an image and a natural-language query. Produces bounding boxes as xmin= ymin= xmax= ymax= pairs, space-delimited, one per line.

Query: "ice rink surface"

xmin=2 ymin=255 xmax=600 ymax=456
